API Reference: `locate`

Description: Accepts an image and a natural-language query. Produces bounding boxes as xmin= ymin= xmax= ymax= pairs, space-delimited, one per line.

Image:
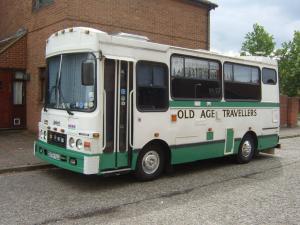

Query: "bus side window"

xmin=224 ymin=63 xmax=261 ymax=101
xmin=136 ymin=61 xmax=169 ymax=112
xmin=262 ymin=68 xmax=277 ymax=85
xmin=170 ymin=55 xmax=222 ymax=100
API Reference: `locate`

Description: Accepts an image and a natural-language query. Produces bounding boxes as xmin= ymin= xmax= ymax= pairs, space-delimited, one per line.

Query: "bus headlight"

xmin=76 ymin=139 xmax=83 ymax=150
xmin=43 ymin=131 xmax=47 ymax=139
xmin=69 ymin=137 xmax=75 ymax=148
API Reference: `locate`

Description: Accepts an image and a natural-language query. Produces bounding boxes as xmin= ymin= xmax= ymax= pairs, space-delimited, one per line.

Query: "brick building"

xmin=0 ymin=0 xmax=217 ymax=132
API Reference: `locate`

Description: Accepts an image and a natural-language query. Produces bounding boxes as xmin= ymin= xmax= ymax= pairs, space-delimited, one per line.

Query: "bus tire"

xmin=135 ymin=145 xmax=165 ymax=181
xmin=236 ymin=135 xmax=255 ymax=164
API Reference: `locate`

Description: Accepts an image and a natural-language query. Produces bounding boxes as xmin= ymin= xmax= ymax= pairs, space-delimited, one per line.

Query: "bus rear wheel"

xmin=135 ymin=145 xmax=165 ymax=181
xmin=236 ymin=135 xmax=255 ymax=164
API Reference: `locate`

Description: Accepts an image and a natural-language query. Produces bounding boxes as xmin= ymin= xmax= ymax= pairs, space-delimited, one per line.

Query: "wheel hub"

xmin=241 ymin=140 xmax=252 ymax=157
xmin=142 ymin=151 xmax=160 ymax=175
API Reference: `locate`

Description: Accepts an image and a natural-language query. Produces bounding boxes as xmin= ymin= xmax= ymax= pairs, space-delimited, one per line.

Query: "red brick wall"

xmin=0 ymin=36 xmax=27 ymax=69
xmin=0 ymin=0 xmax=209 ymax=48
xmin=287 ymin=97 xmax=299 ymax=128
xmin=0 ymin=0 xmax=211 ymax=132
xmin=65 ymin=0 xmax=209 ymax=49
xmin=280 ymin=95 xmax=288 ymax=127
xmin=0 ymin=0 xmax=68 ymax=40
xmin=280 ymin=95 xmax=299 ymax=128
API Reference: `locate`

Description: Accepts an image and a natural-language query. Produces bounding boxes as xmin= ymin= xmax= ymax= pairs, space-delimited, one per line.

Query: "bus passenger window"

xmin=171 ymin=55 xmax=222 ymax=100
xmin=224 ymin=63 xmax=261 ymax=101
xmin=262 ymin=68 xmax=277 ymax=85
xmin=136 ymin=61 xmax=169 ymax=111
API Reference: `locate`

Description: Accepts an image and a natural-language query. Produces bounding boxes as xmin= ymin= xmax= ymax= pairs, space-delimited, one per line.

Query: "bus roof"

xmin=47 ymin=27 xmax=278 ymax=67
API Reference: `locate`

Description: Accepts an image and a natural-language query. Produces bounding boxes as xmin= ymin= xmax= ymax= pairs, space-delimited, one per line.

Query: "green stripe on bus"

xmin=35 ymin=141 xmax=84 ymax=173
xmin=258 ymin=134 xmax=278 ymax=151
xmin=99 ymin=151 xmax=139 ymax=171
xmin=170 ymin=139 xmax=240 ymax=165
xmin=36 ymin=133 xmax=279 ymax=174
xmin=169 ymin=101 xmax=280 ymax=108
xmin=170 ymin=134 xmax=278 ymax=165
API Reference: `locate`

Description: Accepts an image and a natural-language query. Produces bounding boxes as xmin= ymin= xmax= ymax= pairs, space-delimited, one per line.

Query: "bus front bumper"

xmin=34 ymin=140 xmax=100 ymax=175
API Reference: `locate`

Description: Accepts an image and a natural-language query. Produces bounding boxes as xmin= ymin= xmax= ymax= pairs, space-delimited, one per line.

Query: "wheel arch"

xmin=140 ymin=139 xmax=171 ymax=168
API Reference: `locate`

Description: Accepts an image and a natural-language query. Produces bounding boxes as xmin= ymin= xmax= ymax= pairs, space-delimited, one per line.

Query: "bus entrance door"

xmin=104 ymin=59 xmax=133 ymax=169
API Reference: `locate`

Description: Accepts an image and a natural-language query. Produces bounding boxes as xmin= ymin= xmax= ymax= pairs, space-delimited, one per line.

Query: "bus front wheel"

xmin=135 ymin=145 xmax=165 ymax=181
xmin=236 ymin=135 xmax=255 ymax=164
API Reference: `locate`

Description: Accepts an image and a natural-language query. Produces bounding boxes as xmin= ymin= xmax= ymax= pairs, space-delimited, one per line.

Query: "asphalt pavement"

xmin=0 ymin=136 xmax=299 ymax=225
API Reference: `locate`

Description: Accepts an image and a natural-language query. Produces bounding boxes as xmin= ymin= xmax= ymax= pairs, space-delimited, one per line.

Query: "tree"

xmin=241 ymin=23 xmax=276 ymax=56
xmin=276 ymin=31 xmax=300 ymax=96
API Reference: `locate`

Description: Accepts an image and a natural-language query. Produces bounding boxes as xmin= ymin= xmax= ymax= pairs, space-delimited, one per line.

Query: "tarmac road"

xmin=0 ymin=137 xmax=300 ymax=225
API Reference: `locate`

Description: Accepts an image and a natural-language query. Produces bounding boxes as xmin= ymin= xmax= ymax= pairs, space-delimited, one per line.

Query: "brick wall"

xmin=0 ymin=0 xmax=211 ymax=132
xmin=280 ymin=95 xmax=288 ymax=127
xmin=0 ymin=36 xmax=27 ymax=69
xmin=0 ymin=0 xmax=68 ymax=40
xmin=65 ymin=0 xmax=210 ymax=49
xmin=287 ymin=97 xmax=299 ymax=128
xmin=0 ymin=0 xmax=209 ymax=48
xmin=280 ymin=95 xmax=299 ymax=128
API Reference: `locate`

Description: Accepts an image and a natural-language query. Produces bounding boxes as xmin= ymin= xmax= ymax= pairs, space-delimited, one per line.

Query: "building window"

xmin=171 ymin=55 xmax=222 ymax=100
xmin=136 ymin=61 xmax=169 ymax=111
xmin=32 ymin=0 xmax=54 ymax=11
xmin=39 ymin=67 xmax=47 ymax=102
xmin=262 ymin=68 xmax=277 ymax=85
xmin=224 ymin=63 xmax=261 ymax=101
xmin=13 ymin=81 xmax=24 ymax=105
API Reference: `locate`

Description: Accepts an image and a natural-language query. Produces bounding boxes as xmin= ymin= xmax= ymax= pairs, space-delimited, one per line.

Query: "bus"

xmin=34 ymin=27 xmax=280 ymax=181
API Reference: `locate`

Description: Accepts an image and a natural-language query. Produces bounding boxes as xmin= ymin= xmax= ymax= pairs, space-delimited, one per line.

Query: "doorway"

xmin=0 ymin=70 xmax=26 ymax=129
xmin=103 ymin=59 xmax=133 ymax=169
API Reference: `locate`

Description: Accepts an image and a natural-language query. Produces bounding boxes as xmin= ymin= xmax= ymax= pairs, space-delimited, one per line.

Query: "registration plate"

xmin=47 ymin=152 xmax=60 ymax=160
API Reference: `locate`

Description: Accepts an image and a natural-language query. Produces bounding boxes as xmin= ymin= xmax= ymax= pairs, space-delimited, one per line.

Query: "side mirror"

xmin=81 ymin=61 xmax=94 ymax=86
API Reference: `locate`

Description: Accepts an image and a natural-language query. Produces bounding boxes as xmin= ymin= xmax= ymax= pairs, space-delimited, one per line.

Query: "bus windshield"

xmin=46 ymin=53 xmax=96 ymax=112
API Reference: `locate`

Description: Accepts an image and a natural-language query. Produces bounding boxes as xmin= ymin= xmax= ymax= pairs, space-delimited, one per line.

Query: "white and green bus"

xmin=35 ymin=27 xmax=280 ymax=180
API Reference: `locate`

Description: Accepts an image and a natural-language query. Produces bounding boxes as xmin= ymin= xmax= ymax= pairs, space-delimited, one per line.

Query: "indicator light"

xmin=93 ymin=133 xmax=100 ymax=138
xmin=171 ymin=114 xmax=177 ymax=122
xmin=84 ymin=141 xmax=91 ymax=148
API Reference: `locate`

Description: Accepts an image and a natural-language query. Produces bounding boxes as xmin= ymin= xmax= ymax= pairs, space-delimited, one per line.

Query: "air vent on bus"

xmin=112 ymin=32 xmax=149 ymax=42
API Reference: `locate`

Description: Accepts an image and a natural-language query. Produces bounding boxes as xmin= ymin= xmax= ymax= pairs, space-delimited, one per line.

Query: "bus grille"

xmin=47 ymin=131 xmax=67 ymax=148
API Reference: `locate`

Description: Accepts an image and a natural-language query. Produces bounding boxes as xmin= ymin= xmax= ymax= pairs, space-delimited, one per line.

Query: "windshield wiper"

xmin=44 ymin=85 xmax=56 ymax=112
xmin=57 ymin=81 xmax=74 ymax=116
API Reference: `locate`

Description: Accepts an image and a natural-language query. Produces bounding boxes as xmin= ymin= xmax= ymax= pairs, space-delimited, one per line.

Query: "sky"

xmin=210 ymin=0 xmax=300 ymax=55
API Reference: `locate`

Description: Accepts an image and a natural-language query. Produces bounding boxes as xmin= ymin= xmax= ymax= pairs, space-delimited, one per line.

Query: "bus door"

xmin=104 ymin=59 xmax=133 ymax=169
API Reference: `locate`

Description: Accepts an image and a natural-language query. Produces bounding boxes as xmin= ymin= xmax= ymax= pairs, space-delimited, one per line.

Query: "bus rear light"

xmin=171 ymin=114 xmax=177 ymax=122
